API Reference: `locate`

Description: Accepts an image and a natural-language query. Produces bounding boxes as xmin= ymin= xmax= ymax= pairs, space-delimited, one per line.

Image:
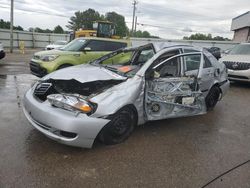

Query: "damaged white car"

xmin=23 ymin=43 xmax=229 ymax=148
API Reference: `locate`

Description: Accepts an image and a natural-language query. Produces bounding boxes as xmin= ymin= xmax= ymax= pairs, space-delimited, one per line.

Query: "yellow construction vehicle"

xmin=69 ymin=21 xmax=121 ymax=41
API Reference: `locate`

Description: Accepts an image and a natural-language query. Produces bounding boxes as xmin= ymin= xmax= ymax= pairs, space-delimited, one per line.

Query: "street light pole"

xmin=10 ymin=0 xmax=14 ymax=53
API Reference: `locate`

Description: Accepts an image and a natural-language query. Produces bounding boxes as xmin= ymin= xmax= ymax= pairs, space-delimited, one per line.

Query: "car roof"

xmin=146 ymin=42 xmax=203 ymax=52
xmin=77 ymin=37 xmax=129 ymax=43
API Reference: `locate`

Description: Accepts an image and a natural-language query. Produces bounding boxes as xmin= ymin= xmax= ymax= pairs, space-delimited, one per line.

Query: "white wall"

xmin=131 ymin=38 xmax=239 ymax=51
xmin=0 ymin=29 xmax=69 ymax=48
xmin=0 ymin=29 xmax=239 ymax=50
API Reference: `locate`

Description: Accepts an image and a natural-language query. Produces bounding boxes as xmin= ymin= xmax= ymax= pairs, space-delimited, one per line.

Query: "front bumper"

xmin=23 ymin=89 xmax=110 ymax=148
xmin=228 ymin=69 xmax=250 ymax=82
xmin=30 ymin=61 xmax=48 ymax=78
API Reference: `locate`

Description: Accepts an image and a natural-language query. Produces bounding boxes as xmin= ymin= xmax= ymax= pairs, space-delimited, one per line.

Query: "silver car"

xmin=23 ymin=43 xmax=229 ymax=148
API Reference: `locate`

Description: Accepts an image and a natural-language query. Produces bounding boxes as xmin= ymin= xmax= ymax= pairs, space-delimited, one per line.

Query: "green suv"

xmin=30 ymin=37 xmax=129 ymax=77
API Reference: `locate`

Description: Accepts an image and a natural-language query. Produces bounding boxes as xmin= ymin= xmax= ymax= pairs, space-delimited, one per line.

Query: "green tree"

xmin=105 ymin=12 xmax=128 ymax=37
xmin=34 ymin=27 xmax=44 ymax=33
xmin=67 ymin=9 xmax=101 ymax=30
xmin=54 ymin=25 xmax=64 ymax=33
xmin=142 ymin=31 xmax=150 ymax=38
xmin=133 ymin=30 xmax=159 ymax=38
xmin=0 ymin=19 xmax=23 ymax=31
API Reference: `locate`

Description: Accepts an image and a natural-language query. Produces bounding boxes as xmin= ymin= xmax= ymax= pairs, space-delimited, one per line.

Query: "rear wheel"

xmin=98 ymin=106 xmax=137 ymax=145
xmin=205 ymin=86 xmax=221 ymax=110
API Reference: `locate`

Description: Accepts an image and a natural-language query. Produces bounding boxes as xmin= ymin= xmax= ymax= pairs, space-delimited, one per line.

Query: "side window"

xmin=157 ymin=50 xmax=180 ymax=63
xmin=86 ymin=40 xmax=108 ymax=51
xmin=183 ymin=48 xmax=199 ymax=53
xmin=107 ymin=42 xmax=127 ymax=51
xmin=86 ymin=40 xmax=127 ymax=51
xmin=154 ymin=56 xmax=181 ymax=78
xmin=203 ymin=55 xmax=212 ymax=68
xmin=184 ymin=54 xmax=201 ymax=71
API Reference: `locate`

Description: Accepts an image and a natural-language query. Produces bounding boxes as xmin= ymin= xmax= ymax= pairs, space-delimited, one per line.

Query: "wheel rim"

xmin=111 ymin=113 xmax=131 ymax=136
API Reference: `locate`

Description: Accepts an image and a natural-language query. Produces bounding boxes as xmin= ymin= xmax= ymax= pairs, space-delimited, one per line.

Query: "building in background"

xmin=231 ymin=11 xmax=250 ymax=42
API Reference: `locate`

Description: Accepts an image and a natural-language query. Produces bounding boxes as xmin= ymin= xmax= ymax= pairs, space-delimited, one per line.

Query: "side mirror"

xmin=83 ymin=47 xmax=91 ymax=51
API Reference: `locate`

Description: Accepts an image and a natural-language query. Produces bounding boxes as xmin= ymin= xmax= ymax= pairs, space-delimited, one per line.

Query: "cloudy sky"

xmin=0 ymin=0 xmax=249 ymax=39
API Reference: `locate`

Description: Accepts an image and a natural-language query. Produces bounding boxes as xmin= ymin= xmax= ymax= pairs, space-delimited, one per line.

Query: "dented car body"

xmin=23 ymin=43 xmax=229 ymax=148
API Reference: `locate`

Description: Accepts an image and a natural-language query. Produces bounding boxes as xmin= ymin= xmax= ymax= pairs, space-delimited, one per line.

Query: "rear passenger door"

xmin=200 ymin=55 xmax=215 ymax=92
xmin=183 ymin=48 xmax=215 ymax=92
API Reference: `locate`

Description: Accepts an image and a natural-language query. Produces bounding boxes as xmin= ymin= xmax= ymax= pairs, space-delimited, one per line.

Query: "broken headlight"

xmin=47 ymin=94 xmax=96 ymax=114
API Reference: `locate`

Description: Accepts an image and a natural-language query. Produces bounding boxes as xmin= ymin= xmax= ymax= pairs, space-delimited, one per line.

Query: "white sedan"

xmin=45 ymin=40 xmax=68 ymax=50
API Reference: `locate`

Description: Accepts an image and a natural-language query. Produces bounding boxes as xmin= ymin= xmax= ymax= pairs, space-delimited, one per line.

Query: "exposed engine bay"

xmin=145 ymin=77 xmax=206 ymax=120
xmin=33 ymin=79 xmax=124 ymax=102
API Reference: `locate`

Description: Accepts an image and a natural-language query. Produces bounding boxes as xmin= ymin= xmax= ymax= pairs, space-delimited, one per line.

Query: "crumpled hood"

xmin=42 ymin=64 xmax=127 ymax=83
xmin=220 ymin=55 xmax=250 ymax=63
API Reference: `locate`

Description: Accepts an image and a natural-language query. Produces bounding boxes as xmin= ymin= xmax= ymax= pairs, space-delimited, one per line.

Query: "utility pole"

xmin=10 ymin=0 xmax=14 ymax=53
xmin=131 ymin=0 xmax=138 ymax=36
xmin=134 ymin=16 xmax=137 ymax=33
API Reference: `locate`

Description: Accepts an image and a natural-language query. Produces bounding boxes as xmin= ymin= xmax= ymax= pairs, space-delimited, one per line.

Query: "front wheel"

xmin=98 ymin=106 xmax=136 ymax=145
xmin=205 ymin=86 xmax=221 ymax=110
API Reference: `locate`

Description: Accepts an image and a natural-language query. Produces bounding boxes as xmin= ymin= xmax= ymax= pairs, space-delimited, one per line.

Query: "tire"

xmin=57 ymin=64 xmax=72 ymax=70
xmin=205 ymin=86 xmax=221 ymax=110
xmin=0 ymin=52 xmax=5 ymax=60
xmin=98 ymin=106 xmax=137 ymax=145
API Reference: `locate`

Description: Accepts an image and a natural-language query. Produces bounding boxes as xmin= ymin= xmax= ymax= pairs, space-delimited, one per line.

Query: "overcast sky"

xmin=0 ymin=0 xmax=249 ymax=39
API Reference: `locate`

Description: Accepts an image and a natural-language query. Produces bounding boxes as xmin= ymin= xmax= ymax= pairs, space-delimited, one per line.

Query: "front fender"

xmin=90 ymin=76 xmax=144 ymax=119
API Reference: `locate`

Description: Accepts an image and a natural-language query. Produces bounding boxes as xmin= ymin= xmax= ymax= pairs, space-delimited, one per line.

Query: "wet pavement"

xmin=0 ymin=52 xmax=250 ymax=188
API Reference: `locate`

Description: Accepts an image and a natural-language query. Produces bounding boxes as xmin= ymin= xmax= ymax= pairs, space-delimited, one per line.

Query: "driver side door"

xmin=145 ymin=52 xmax=207 ymax=121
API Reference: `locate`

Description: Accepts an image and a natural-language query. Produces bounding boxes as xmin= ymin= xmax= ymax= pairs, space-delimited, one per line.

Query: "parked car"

xmin=0 ymin=42 xmax=5 ymax=60
xmin=45 ymin=40 xmax=68 ymax=50
xmin=30 ymin=37 xmax=129 ymax=77
xmin=220 ymin=43 xmax=250 ymax=82
xmin=205 ymin=47 xmax=221 ymax=60
xmin=23 ymin=43 xmax=229 ymax=148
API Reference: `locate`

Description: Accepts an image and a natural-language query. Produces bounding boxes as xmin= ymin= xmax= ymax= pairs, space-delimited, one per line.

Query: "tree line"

xmin=0 ymin=19 xmax=65 ymax=33
xmin=0 ymin=19 xmax=24 ymax=31
xmin=183 ymin=33 xmax=231 ymax=41
xmin=28 ymin=25 xmax=65 ymax=34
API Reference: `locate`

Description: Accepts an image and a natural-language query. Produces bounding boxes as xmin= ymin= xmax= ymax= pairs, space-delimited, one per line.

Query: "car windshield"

xmin=60 ymin=39 xmax=86 ymax=51
xmin=54 ymin=41 xmax=67 ymax=45
xmin=229 ymin=44 xmax=250 ymax=55
xmin=91 ymin=46 xmax=154 ymax=78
